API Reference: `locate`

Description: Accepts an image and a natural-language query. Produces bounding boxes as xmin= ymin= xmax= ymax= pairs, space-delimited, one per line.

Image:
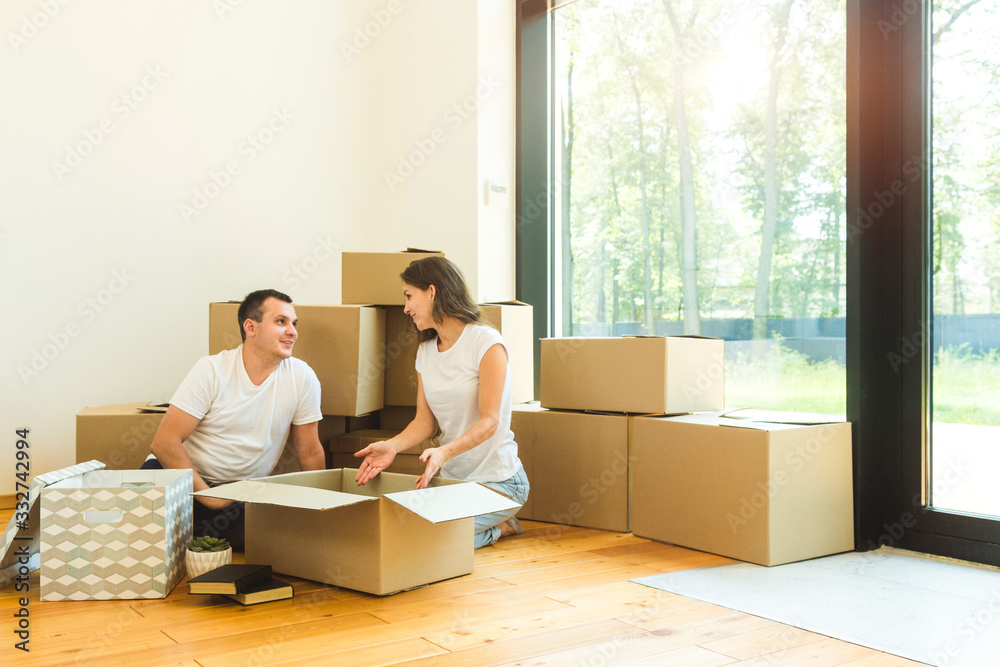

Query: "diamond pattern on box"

xmin=0 ymin=460 xmax=106 ymax=588
xmin=39 ymin=470 xmax=192 ymax=601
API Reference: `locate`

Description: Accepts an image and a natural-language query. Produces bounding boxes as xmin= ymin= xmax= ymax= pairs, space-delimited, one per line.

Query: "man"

xmin=143 ymin=289 xmax=325 ymax=549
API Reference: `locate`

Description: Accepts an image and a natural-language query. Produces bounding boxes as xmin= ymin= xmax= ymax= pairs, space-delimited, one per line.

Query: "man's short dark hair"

xmin=238 ymin=289 xmax=292 ymax=342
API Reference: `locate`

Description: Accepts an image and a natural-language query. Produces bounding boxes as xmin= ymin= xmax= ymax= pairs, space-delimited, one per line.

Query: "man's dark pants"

xmin=140 ymin=457 xmax=246 ymax=550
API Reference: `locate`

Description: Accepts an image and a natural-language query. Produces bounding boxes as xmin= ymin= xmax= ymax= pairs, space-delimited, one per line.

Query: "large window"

xmin=521 ymin=0 xmax=1000 ymax=566
xmin=549 ymin=0 xmax=847 ymax=414
xmin=930 ymin=1 xmax=1000 ymax=519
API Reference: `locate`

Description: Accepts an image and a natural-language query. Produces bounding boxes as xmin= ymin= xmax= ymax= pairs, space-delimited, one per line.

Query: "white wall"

xmin=0 ymin=0 xmax=516 ymax=493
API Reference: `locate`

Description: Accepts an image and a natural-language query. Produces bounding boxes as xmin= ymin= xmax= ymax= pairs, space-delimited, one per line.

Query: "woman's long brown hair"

xmin=400 ymin=257 xmax=486 ymax=342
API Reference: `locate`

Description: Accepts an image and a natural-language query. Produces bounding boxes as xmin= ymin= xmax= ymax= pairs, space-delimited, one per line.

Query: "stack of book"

xmin=187 ymin=564 xmax=293 ymax=605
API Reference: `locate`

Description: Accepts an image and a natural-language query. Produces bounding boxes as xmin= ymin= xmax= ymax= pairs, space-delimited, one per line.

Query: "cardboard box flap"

xmin=482 ymin=300 xmax=531 ymax=307
xmin=405 ymin=247 xmax=442 ymax=253
xmin=385 ymin=483 xmax=521 ymax=524
xmin=721 ymin=408 xmax=846 ymax=426
xmin=194 ymin=479 xmax=375 ymax=511
xmin=1 ymin=459 xmax=106 ymax=587
xmin=50 ymin=468 xmax=190 ymax=490
xmin=620 ymin=334 xmax=722 ymax=341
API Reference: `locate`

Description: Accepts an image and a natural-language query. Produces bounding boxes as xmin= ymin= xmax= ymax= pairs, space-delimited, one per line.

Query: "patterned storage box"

xmin=40 ymin=468 xmax=192 ymax=601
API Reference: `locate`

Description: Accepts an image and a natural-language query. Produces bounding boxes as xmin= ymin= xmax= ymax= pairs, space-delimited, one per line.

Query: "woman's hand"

xmin=415 ymin=447 xmax=448 ymax=489
xmin=354 ymin=441 xmax=397 ymax=485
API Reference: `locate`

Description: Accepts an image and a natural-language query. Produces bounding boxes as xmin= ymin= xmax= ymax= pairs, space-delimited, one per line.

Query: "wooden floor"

xmin=1 ymin=512 xmax=928 ymax=667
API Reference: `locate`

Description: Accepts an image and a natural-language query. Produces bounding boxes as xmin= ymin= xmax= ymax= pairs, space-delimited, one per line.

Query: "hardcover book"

xmin=226 ymin=577 xmax=293 ymax=605
xmin=187 ymin=563 xmax=273 ymax=595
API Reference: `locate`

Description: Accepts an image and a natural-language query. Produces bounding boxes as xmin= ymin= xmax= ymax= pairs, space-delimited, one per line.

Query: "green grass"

xmin=932 ymin=344 xmax=1000 ymax=426
xmin=725 ymin=341 xmax=846 ymax=415
xmin=725 ymin=341 xmax=1000 ymax=425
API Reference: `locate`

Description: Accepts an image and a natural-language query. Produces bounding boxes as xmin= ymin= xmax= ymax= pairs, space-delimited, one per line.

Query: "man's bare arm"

xmin=289 ymin=421 xmax=325 ymax=471
xmin=150 ymin=405 xmax=232 ymax=509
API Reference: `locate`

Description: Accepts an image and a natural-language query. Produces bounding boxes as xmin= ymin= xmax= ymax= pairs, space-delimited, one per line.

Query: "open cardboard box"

xmin=1 ymin=461 xmax=193 ymax=600
xmin=1 ymin=461 xmax=108 ymax=588
xmin=195 ymin=468 xmax=520 ymax=595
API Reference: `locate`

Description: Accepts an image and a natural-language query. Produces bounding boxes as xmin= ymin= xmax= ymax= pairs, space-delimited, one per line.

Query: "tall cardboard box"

xmin=383 ymin=306 xmax=420 ymax=406
xmin=39 ymin=467 xmax=193 ymax=600
xmin=481 ymin=301 xmax=535 ymax=404
xmin=342 ymin=249 xmax=445 ymax=306
xmin=196 ymin=469 xmax=520 ymax=595
xmin=540 ymin=336 xmax=724 ymax=414
xmin=76 ymin=403 xmax=166 ymax=470
xmin=209 ymin=302 xmax=385 ymax=416
xmin=511 ymin=403 xmax=631 ymax=532
xmin=631 ymin=411 xmax=853 ymax=566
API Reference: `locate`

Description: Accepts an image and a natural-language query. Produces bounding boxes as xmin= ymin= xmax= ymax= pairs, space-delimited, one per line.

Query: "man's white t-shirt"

xmin=169 ymin=346 xmax=322 ymax=485
xmin=415 ymin=324 xmax=521 ymax=482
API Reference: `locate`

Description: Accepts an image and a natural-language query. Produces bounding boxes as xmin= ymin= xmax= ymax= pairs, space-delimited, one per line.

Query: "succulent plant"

xmin=187 ymin=536 xmax=231 ymax=553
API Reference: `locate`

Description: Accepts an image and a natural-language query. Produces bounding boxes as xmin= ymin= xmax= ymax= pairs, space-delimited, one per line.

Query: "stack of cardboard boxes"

xmin=520 ymin=334 xmax=854 ymax=567
xmin=515 ymin=336 xmax=726 ymax=533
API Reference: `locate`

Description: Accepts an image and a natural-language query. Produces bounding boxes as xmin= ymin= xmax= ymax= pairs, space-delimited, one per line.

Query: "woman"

xmin=354 ymin=256 xmax=529 ymax=548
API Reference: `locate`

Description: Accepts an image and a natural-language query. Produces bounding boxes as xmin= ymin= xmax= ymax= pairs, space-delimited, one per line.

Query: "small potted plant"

xmin=185 ymin=536 xmax=232 ymax=578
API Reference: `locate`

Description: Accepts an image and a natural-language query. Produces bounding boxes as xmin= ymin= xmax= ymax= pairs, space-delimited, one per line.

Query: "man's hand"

xmin=415 ymin=447 xmax=448 ymax=490
xmin=354 ymin=441 xmax=397 ymax=485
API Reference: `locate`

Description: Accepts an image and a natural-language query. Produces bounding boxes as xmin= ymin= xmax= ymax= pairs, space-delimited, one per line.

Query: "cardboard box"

xmin=480 ymin=301 xmax=535 ymax=404
xmin=540 ymin=335 xmax=724 ymax=414
xmin=195 ymin=469 xmax=520 ymax=595
xmin=76 ymin=403 xmax=166 ymax=470
xmin=511 ymin=403 xmax=631 ymax=532
xmin=631 ymin=411 xmax=854 ymax=566
xmin=342 ymin=249 xmax=445 ymax=306
xmin=39 ymin=466 xmax=193 ymax=600
xmin=1 ymin=460 xmax=107 ymax=587
xmin=329 ymin=429 xmax=436 ymax=456
xmin=328 ymin=452 xmax=428 ymax=477
xmin=383 ymin=306 xmax=420 ymax=406
xmin=380 ymin=405 xmax=417 ymax=431
xmin=348 ymin=412 xmax=380 ymax=431
xmin=209 ymin=302 xmax=386 ymax=417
